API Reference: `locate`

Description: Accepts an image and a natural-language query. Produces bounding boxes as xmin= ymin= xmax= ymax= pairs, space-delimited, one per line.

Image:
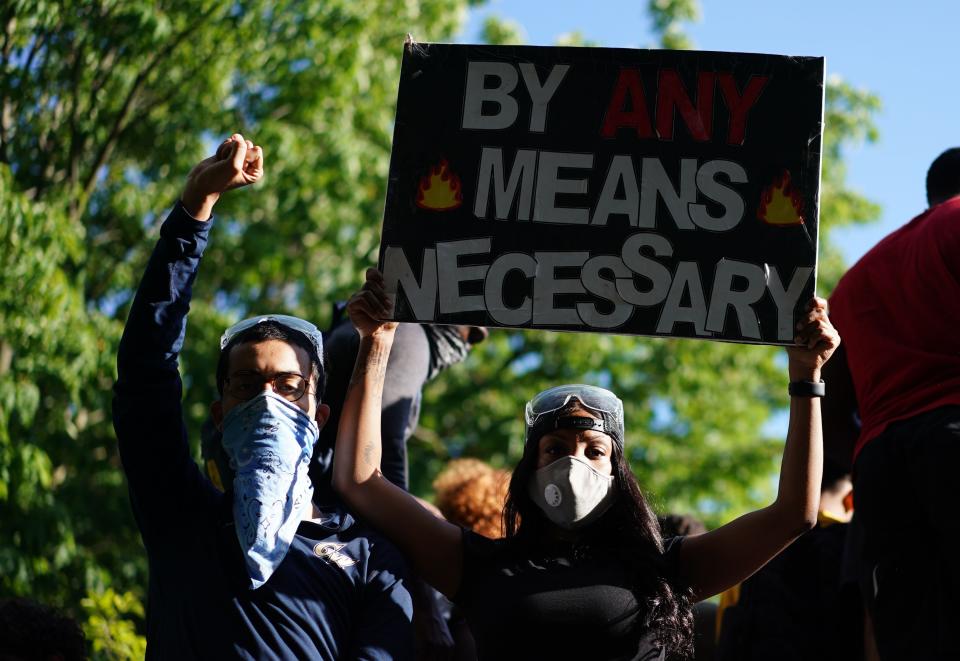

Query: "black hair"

xmin=503 ymin=405 xmax=694 ymax=658
xmin=215 ymin=321 xmax=327 ymax=405
xmin=926 ymin=147 xmax=960 ymax=206
xmin=0 ymin=597 xmax=87 ymax=661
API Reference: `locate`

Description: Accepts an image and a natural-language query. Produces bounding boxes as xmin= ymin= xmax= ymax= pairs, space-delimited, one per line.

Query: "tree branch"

xmin=21 ymin=33 xmax=42 ymax=72
xmin=139 ymin=55 xmax=210 ymax=117
xmin=82 ymin=1 xmax=119 ymax=121
xmin=0 ymin=10 xmax=14 ymax=162
xmin=76 ymin=5 xmax=221 ymax=221
xmin=67 ymin=37 xmax=86 ymax=216
xmin=85 ymin=48 xmax=116 ymax=112
xmin=2 ymin=19 xmax=49 ymax=164
xmin=1 ymin=9 xmax=15 ymax=60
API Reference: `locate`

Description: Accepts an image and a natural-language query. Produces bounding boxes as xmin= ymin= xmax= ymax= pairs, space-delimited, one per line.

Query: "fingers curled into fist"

xmin=786 ymin=296 xmax=841 ymax=378
xmin=181 ymin=132 xmax=265 ymax=220
xmin=346 ymin=268 xmax=399 ymax=339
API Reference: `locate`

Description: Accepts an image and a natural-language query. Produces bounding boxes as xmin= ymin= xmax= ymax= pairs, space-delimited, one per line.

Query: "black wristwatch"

xmin=788 ymin=380 xmax=826 ymax=397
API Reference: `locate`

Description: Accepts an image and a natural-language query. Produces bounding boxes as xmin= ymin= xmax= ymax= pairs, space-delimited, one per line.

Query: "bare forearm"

xmin=334 ymin=334 xmax=395 ymax=490
xmin=776 ymin=362 xmax=823 ymax=530
xmin=775 ymin=396 xmax=822 ymax=529
xmin=331 ymin=324 xmax=464 ymax=596
xmin=679 ymin=298 xmax=837 ymax=599
xmin=682 ymin=375 xmax=823 ymax=600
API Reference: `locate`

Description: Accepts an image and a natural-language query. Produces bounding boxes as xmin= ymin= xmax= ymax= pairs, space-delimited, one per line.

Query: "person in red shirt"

xmin=823 ymin=147 xmax=960 ymax=660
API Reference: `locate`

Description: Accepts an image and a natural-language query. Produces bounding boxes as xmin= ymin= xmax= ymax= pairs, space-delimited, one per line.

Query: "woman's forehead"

xmin=538 ymin=427 xmax=613 ymax=448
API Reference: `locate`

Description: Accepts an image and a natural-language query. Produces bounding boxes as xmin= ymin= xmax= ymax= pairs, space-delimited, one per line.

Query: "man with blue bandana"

xmin=113 ymin=133 xmax=414 ymax=659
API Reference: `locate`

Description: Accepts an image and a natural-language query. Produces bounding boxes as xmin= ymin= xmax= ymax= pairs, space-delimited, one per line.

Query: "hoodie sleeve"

xmin=113 ymin=202 xmax=221 ymax=541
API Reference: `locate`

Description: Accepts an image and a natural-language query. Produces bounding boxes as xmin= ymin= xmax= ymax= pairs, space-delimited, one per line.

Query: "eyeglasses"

xmin=525 ymin=384 xmax=624 ymax=432
xmin=225 ymin=371 xmax=310 ymax=402
xmin=220 ymin=314 xmax=324 ymax=359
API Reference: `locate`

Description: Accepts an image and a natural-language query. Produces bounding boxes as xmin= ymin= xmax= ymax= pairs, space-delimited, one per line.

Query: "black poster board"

xmin=378 ymin=42 xmax=824 ymax=345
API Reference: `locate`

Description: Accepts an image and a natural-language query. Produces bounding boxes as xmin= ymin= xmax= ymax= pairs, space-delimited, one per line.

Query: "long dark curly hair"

xmin=502 ymin=407 xmax=694 ymax=658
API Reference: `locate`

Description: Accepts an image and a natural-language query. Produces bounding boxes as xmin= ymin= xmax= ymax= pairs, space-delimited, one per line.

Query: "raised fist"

xmin=181 ymin=133 xmax=264 ymax=220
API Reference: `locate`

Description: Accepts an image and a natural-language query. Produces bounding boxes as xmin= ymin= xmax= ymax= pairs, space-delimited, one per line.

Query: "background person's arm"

xmin=677 ymin=297 xmax=840 ymax=601
xmin=333 ymin=269 xmax=464 ymax=598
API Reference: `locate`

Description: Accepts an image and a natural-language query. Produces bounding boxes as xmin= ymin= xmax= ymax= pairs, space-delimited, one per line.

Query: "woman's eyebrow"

xmin=579 ymin=433 xmax=612 ymax=444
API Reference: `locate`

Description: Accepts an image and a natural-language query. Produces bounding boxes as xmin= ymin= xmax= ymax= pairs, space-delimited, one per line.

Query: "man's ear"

xmin=211 ymin=400 xmax=224 ymax=431
xmin=315 ymin=403 xmax=331 ymax=431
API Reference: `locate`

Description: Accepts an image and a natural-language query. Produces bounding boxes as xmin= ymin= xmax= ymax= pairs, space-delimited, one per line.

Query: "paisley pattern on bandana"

xmin=221 ymin=390 xmax=319 ymax=589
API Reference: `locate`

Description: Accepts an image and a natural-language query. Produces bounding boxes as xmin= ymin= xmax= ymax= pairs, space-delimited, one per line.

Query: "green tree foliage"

xmin=818 ymin=75 xmax=882 ymax=290
xmin=479 ymin=15 xmax=526 ymax=45
xmin=1 ymin=0 xmax=468 ymax=655
xmin=81 ymin=588 xmax=147 ymax=660
xmin=647 ymin=0 xmax=701 ymax=49
xmin=1 ymin=0 xmax=880 ymax=655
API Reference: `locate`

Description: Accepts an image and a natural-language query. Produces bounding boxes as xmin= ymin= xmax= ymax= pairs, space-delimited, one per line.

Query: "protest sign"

xmin=378 ymin=42 xmax=824 ymax=345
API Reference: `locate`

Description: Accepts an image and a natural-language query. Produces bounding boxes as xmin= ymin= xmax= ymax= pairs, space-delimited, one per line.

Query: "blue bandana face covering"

xmin=220 ymin=390 xmax=319 ymax=589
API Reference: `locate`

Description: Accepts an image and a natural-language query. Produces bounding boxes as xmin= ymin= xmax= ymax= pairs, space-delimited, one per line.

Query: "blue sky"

xmin=457 ymin=0 xmax=960 ymax=266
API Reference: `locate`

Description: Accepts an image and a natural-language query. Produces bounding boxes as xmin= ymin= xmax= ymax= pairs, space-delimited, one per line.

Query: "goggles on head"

xmin=220 ymin=314 xmax=324 ymax=360
xmin=525 ymin=384 xmax=625 ymax=449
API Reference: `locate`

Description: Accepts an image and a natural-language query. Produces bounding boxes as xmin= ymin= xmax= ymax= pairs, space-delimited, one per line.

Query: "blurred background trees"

xmin=0 ymin=0 xmax=878 ymax=655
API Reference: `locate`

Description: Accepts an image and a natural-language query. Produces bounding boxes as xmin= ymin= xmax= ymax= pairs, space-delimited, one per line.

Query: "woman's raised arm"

xmin=676 ymin=297 xmax=840 ymax=601
xmin=332 ymin=268 xmax=464 ymax=597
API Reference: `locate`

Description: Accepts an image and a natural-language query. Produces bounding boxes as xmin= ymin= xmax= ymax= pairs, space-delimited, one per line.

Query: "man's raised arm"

xmin=113 ymin=134 xmax=263 ymax=532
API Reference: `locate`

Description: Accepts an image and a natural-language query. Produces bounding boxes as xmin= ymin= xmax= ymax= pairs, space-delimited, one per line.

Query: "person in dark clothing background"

xmin=822 ymin=147 xmax=960 ymax=659
xmin=715 ymin=459 xmax=861 ymax=660
xmin=113 ymin=133 xmax=414 ymax=659
xmin=0 ymin=597 xmax=87 ymax=661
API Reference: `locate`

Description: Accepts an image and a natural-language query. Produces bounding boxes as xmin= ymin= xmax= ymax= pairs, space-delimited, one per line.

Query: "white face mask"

xmin=528 ymin=455 xmax=616 ymax=530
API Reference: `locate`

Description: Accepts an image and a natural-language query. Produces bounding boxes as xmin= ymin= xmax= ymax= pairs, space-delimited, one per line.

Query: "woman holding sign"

xmin=333 ymin=268 xmax=838 ymax=659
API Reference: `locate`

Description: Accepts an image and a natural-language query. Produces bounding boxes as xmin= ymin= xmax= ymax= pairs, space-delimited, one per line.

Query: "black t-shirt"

xmin=454 ymin=530 xmax=685 ymax=661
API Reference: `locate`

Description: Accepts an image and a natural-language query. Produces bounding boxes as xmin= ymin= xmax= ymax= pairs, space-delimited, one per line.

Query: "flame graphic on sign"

xmin=757 ymin=170 xmax=804 ymax=226
xmin=416 ymin=160 xmax=462 ymax=211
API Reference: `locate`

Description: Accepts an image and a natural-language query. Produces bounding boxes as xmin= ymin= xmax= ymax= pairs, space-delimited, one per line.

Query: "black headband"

xmin=526 ymin=413 xmax=623 ymax=450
